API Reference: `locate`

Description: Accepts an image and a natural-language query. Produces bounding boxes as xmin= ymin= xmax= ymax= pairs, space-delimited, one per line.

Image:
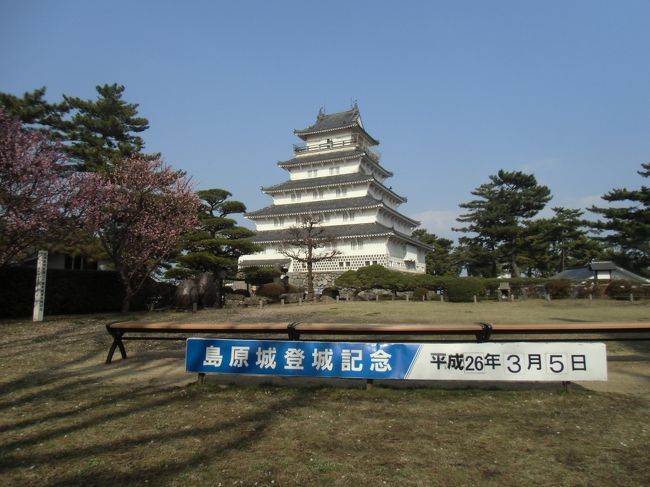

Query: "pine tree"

xmin=589 ymin=162 xmax=650 ymax=276
xmin=454 ymin=170 xmax=552 ymax=277
xmin=166 ymin=189 xmax=260 ymax=279
xmin=0 ymin=87 xmax=66 ymax=138
xmin=61 ymin=84 xmax=150 ymax=171
xmin=0 ymin=84 xmax=150 ymax=172
xmin=522 ymin=208 xmax=604 ymax=276
xmin=412 ymin=229 xmax=459 ymax=276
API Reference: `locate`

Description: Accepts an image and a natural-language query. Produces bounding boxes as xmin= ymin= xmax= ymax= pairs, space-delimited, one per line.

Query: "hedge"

xmin=0 ymin=267 xmax=173 ymax=318
xmin=332 ymin=266 xmax=644 ymax=301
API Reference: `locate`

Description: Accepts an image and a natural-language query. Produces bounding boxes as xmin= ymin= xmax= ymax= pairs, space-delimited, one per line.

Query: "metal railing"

xmin=293 ymin=137 xmax=382 ymax=162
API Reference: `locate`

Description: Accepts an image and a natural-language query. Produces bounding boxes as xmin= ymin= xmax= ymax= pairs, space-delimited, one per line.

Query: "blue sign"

xmin=186 ymin=338 xmax=418 ymax=379
xmin=186 ymin=339 xmax=608 ymax=381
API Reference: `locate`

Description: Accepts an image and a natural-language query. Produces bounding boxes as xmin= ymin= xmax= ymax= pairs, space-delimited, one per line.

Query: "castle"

xmin=238 ymin=105 xmax=430 ymax=288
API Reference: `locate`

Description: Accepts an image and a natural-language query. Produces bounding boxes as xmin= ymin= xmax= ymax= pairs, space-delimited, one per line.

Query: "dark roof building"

xmin=554 ymin=261 xmax=650 ymax=284
xmin=239 ymin=106 xmax=430 ymax=275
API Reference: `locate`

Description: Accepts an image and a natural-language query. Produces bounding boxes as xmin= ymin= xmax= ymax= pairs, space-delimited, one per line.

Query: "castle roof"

xmin=251 ymin=222 xmax=432 ymax=250
xmin=261 ymin=173 xmax=407 ymax=203
xmin=246 ymin=195 xmax=419 ymax=226
xmin=277 ymin=149 xmax=392 ymax=177
xmin=294 ymin=105 xmax=380 ymax=145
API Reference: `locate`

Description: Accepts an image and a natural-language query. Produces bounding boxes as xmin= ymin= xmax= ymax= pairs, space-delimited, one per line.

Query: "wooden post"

xmin=299 ymin=297 xmax=303 ymax=306
xmin=440 ymin=294 xmax=444 ymax=303
xmin=33 ymin=250 xmax=48 ymax=322
xmin=259 ymin=300 xmax=264 ymax=309
xmin=589 ymin=293 xmax=593 ymax=302
xmin=198 ymin=373 xmax=206 ymax=385
xmin=376 ymin=295 xmax=379 ymax=302
xmin=473 ymin=295 xmax=477 ymax=304
xmin=281 ymin=298 xmax=285 ymax=306
xmin=422 ymin=295 xmax=425 ymax=302
xmin=336 ymin=296 xmax=340 ymax=302
xmin=406 ymin=294 xmax=409 ymax=302
xmin=630 ymin=293 xmax=634 ymax=302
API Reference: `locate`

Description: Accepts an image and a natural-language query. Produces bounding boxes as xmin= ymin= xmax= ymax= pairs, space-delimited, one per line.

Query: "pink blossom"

xmin=80 ymin=155 xmax=200 ymax=312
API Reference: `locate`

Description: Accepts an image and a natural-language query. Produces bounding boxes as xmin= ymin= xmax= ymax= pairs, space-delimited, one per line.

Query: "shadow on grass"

xmin=2 ymin=387 xmax=313 ymax=487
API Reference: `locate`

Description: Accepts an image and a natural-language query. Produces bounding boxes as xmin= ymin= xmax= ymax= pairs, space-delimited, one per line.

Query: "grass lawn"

xmin=1 ymin=300 xmax=649 ymax=486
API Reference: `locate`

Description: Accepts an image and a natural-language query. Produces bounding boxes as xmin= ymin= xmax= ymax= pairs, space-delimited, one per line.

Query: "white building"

xmin=238 ymin=105 xmax=430 ymax=283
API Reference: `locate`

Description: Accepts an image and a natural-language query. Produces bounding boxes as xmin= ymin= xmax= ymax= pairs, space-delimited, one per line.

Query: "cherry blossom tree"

xmin=82 ymin=156 xmax=200 ymax=312
xmin=0 ymin=109 xmax=84 ymax=267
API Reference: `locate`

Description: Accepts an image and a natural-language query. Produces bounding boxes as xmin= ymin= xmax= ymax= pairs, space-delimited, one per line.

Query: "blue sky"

xmin=2 ymin=0 xmax=649 ymax=239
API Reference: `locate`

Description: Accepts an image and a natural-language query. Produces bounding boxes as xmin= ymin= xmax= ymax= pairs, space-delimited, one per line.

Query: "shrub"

xmin=241 ymin=266 xmax=280 ymax=286
xmin=229 ymin=289 xmax=250 ymax=297
xmin=606 ymin=280 xmax=650 ymax=300
xmin=544 ymin=279 xmax=572 ymax=299
xmin=412 ymin=287 xmax=428 ymax=301
xmin=445 ymin=278 xmax=485 ymax=302
xmin=256 ymin=282 xmax=286 ymax=302
xmin=321 ymin=287 xmax=339 ymax=299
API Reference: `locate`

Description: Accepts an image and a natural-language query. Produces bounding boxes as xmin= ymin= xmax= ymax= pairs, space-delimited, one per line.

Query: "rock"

xmin=175 ymin=278 xmax=199 ymax=307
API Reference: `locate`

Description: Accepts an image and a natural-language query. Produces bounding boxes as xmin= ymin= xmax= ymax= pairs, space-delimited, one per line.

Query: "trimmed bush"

xmin=256 ymin=282 xmax=286 ymax=302
xmin=412 ymin=287 xmax=429 ymax=301
xmin=321 ymin=287 xmax=339 ymax=299
xmin=606 ymin=280 xmax=650 ymax=300
xmin=228 ymin=289 xmax=250 ymax=297
xmin=544 ymin=279 xmax=572 ymax=299
xmin=241 ymin=266 xmax=280 ymax=286
xmin=445 ymin=278 xmax=485 ymax=302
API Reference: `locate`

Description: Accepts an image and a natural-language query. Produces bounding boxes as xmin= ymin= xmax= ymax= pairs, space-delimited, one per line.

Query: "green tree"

xmin=454 ymin=170 xmax=552 ymax=277
xmin=166 ymin=189 xmax=260 ymax=279
xmin=522 ymin=207 xmax=605 ymax=276
xmin=0 ymin=84 xmax=150 ymax=172
xmin=589 ymin=162 xmax=650 ymax=276
xmin=0 ymin=87 xmax=66 ymax=137
xmin=412 ymin=229 xmax=460 ymax=276
xmin=61 ymin=84 xmax=150 ymax=171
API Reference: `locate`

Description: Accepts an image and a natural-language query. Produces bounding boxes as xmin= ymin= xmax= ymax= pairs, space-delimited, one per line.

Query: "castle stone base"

xmin=287 ymin=271 xmax=344 ymax=291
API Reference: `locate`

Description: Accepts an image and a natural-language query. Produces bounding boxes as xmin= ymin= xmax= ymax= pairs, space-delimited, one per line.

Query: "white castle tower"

xmin=239 ymin=105 xmax=430 ymax=284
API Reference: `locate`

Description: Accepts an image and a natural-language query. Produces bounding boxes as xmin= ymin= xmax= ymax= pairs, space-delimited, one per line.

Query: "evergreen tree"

xmin=589 ymin=162 xmax=650 ymax=276
xmin=454 ymin=170 xmax=552 ymax=277
xmin=0 ymin=87 xmax=66 ymax=137
xmin=166 ymin=189 xmax=260 ymax=279
xmin=0 ymin=84 xmax=150 ymax=172
xmin=61 ymin=84 xmax=150 ymax=171
xmin=412 ymin=229 xmax=460 ymax=276
xmin=522 ymin=208 xmax=604 ymax=276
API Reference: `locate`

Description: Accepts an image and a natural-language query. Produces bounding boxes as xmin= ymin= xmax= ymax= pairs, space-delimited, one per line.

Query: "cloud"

xmin=411 ymin=209 xmax=461 ymax=241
